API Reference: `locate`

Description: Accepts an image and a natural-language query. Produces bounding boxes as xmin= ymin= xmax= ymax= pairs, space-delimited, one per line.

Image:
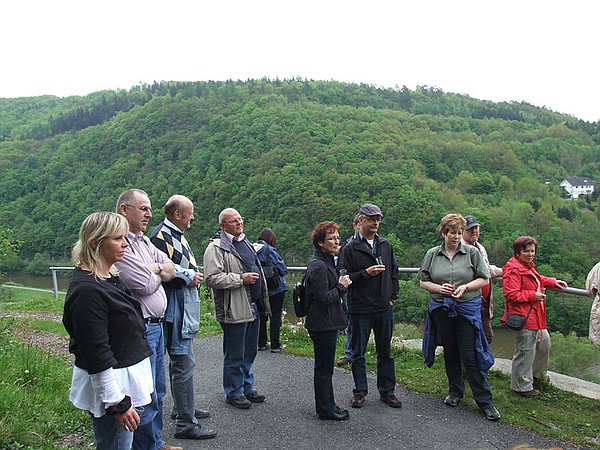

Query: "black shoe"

xmin=380 ymin=394 xmax=402 ymax=408
xmin=170 ymin=408 xmax=210 ymax=420
xmin=351 ymin=395 xmax=365 ymax=408
xmin=245 ymin=391 xmax=266 ymax=403
xmin=335 ymin=405 xmax=348 ymax=414
xmin=482 ymin=405 xmax=501 ymax=421
xmin=226 ymin=396 xmax=251 ymax=409
xmin=443 ymin=395 xmax=461 ymax=407
xmin=319 ymin=410 xmax=350 ymax=421
xmin=258 ymin=343 xmax=270 ymax=351
xmin=174 ymin=425 xmax=217 ymax=440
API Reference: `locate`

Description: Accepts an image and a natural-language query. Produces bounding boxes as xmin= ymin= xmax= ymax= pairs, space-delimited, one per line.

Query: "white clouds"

xmin=1 ymin=0 xmax=598 ymax=121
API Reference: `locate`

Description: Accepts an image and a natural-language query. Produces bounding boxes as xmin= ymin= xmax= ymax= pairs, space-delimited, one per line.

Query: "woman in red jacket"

xmin=501 ymin=236 xmax=567 ymax=397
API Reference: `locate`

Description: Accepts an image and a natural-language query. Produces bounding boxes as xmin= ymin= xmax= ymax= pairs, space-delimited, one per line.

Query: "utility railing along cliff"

xmin=47 ymin=266 xmax=589 ymax=300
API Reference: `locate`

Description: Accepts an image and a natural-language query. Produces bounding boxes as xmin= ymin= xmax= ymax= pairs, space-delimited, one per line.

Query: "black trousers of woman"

xmin=259 ymin=291 xmax=285 ymax=349
xmin=431 ymin=307 xmax=493 ymax=408
xmin=309 ymin=329 xmax=338 ymax=416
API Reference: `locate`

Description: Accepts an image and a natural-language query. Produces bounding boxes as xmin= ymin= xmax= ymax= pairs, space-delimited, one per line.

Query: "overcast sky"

xmin=1 ymin=1 xmax=598 ymax=122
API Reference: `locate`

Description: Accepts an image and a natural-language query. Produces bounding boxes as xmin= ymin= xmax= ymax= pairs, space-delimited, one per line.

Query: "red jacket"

xmin=501 ymin=256 xmax=557 ymax=330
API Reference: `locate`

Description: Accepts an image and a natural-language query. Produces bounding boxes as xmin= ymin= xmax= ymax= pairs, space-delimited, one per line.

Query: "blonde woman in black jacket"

xmin=304 ymin=221 xmax=352 ymax=421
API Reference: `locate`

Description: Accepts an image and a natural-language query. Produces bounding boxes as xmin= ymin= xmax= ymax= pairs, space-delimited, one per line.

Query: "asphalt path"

xmin=162 ymin=335 xmax=572 ymax=450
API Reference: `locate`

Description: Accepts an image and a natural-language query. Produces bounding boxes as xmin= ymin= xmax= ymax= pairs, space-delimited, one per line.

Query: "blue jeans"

xmin=92 ymin=412 xmax=133 ymax=450
xmin=220 ymin=303 xmax=259 ymax=398
xmin=349 ymin=307 xmax=396 ymax=397
xmin=164 ymin=321 xmax=198 ymax=433
xmin=133 ymin=323 xmax=166 ymax=450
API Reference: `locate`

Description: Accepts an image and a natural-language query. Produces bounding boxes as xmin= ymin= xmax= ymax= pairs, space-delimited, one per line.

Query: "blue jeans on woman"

xmin=92 ymin=413 xmax=133 ymax=450
xmin=220 ymin=303 xmax=260 ymax=398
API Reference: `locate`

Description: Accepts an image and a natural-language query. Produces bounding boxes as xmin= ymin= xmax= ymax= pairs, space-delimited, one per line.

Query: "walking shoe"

xmin=336 ymin=356 xmax=351 ymax=366
xmin=170 ymin=408 xmax=210 ymax=420
xmin=351 ymin=395 xmax=365 ymax=408
xmin=513 ymin=389 xmax=539 ymax=398
xmin=160 ymin=445 xmax=183 ymax=450
xmin=443 ymin=394 xmax=461 ymax=407
xmin=245 ymin=391 xmax=266 ymax=403
xmin=258 ymin=343 xmax=270 ymax=351
xmin=482 ymin=405 xmax=501 ymax=421
xmin=380 ymin=394 xmax=402 ymax=408
xmin=174 ymin=424 xmax=217 ymax=440
xmin=335 ymin=404 xmax=348 ymax=414
xmin=226 ymin=396 xmax=251 ymax=409
xmin=319 ymin=409 xmax=350 ymax=421
xmin=270 ymin=344 xmax=286 ymax=353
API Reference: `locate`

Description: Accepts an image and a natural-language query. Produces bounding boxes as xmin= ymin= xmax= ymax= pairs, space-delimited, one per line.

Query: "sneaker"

xmin=226 ymin=396 xmax=251 ymax=409
xmin=443 ymin=394 xmax=461 ymax=407
xmin=270 ymin=344 xmax=286 ymax=353
xmin=258 ymin=343 xmax=270 ymax=351
xmin=482 ymin=405 xmax=501 ymax=421
xmin=245 ymin=391 xmax=266 ymax=403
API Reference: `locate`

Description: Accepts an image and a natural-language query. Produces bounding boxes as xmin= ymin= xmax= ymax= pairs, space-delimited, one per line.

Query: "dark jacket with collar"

xmin=63 ymin=268 xmax=152 ymax=374
xmin=304 ymin=248 xmax=347 ymax=333
xmin=338 ymin=234 xmax=399 ymax=314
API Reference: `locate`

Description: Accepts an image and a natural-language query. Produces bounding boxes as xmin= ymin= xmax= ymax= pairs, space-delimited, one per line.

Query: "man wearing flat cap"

xmin=461 ymin=215 xmax=502 ymax=343
xmin=338 ymin=203 xmax=401 ymax=409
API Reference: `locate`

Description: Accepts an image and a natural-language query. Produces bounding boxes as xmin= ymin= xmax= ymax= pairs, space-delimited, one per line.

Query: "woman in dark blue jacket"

xmin=304 ymin=221 xmax=352 ymax=421
xmin=254 ymin=228 xmax=289 ymax=352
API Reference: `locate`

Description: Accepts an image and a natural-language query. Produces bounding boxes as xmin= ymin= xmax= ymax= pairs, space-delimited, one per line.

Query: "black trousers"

xmin=431 ymin=307 xmax=493 ymax=408
xmin=309 ymin=329 xmax=338 ymax=416
xmin=258 ymin=291 xmax=285 ymax=349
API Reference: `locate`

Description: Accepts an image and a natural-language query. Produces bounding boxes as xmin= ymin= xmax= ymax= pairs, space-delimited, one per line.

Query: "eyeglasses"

xmin=223 ymin=217 xmax=244 ymax=225
xmin=325 ymin=236 xmax=340 ymax=241
xmin=125 ymin=204 xmax=152 ymax=213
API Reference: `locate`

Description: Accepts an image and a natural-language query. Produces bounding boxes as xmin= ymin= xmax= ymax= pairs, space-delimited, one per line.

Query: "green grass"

xmin=0 ymin=320 xmax=92 ymax=449
xmin=2 ymin=289 xmax=599 ymax=449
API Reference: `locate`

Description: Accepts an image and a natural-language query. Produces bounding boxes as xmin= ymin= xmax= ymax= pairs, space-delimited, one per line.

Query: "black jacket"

xmin=338 ymin=234 xmax=399 ymax=314
xmin=304 ymin=249 xmax=347 ymax=333
xmin=63 ymin=268 xmax=152 ymax=374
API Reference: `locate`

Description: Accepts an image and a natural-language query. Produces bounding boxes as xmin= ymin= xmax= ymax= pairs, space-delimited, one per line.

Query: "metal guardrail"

xmin=46 ymin=266 xmax=589 ymax=300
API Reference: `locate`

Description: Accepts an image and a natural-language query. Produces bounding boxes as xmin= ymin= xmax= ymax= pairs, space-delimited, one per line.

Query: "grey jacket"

xmin=203 ymin=230 xmax=271 ymax=324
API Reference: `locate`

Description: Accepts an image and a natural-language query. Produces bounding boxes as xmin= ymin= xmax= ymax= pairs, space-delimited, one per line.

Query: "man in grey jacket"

xmin=203 ymin=208 xmax=271 ymax=409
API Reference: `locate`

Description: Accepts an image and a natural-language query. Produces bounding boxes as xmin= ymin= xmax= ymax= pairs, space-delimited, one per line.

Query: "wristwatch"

xmin=157 ymin=263 xmax=164 ymax=274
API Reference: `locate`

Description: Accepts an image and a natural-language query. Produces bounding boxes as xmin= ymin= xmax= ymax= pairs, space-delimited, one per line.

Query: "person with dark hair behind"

xmin=253 ymin=228 xmax=289 ymax=353
xmin=305 ymin=221 xmax=352 ymax=420
xmin=501 ymin=236 xmax=567 ymax=397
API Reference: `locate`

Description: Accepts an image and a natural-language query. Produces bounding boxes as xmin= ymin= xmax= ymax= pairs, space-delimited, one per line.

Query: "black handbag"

xmin=504 ymin=303 xmax=534 ymax=331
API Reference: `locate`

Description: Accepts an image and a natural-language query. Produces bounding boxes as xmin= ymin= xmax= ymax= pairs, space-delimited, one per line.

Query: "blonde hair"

xmin=438 ymin=213 xmax=466 ymax=235
xmin=72 ymin=212 xmax=129 ymax=278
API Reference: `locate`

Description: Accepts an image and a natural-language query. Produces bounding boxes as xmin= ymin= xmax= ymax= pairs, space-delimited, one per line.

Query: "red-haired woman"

xmin=501 ymin=236 xmax=567 ymax=397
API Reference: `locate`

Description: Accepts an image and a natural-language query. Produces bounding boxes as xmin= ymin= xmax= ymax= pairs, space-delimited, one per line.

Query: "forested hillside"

xmin=1 ymin=79 xmax=599 ymax=288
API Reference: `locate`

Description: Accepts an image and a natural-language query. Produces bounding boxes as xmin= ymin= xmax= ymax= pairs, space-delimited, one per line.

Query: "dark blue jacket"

xmin=338 ymin=234 xmax=399 ymax=314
